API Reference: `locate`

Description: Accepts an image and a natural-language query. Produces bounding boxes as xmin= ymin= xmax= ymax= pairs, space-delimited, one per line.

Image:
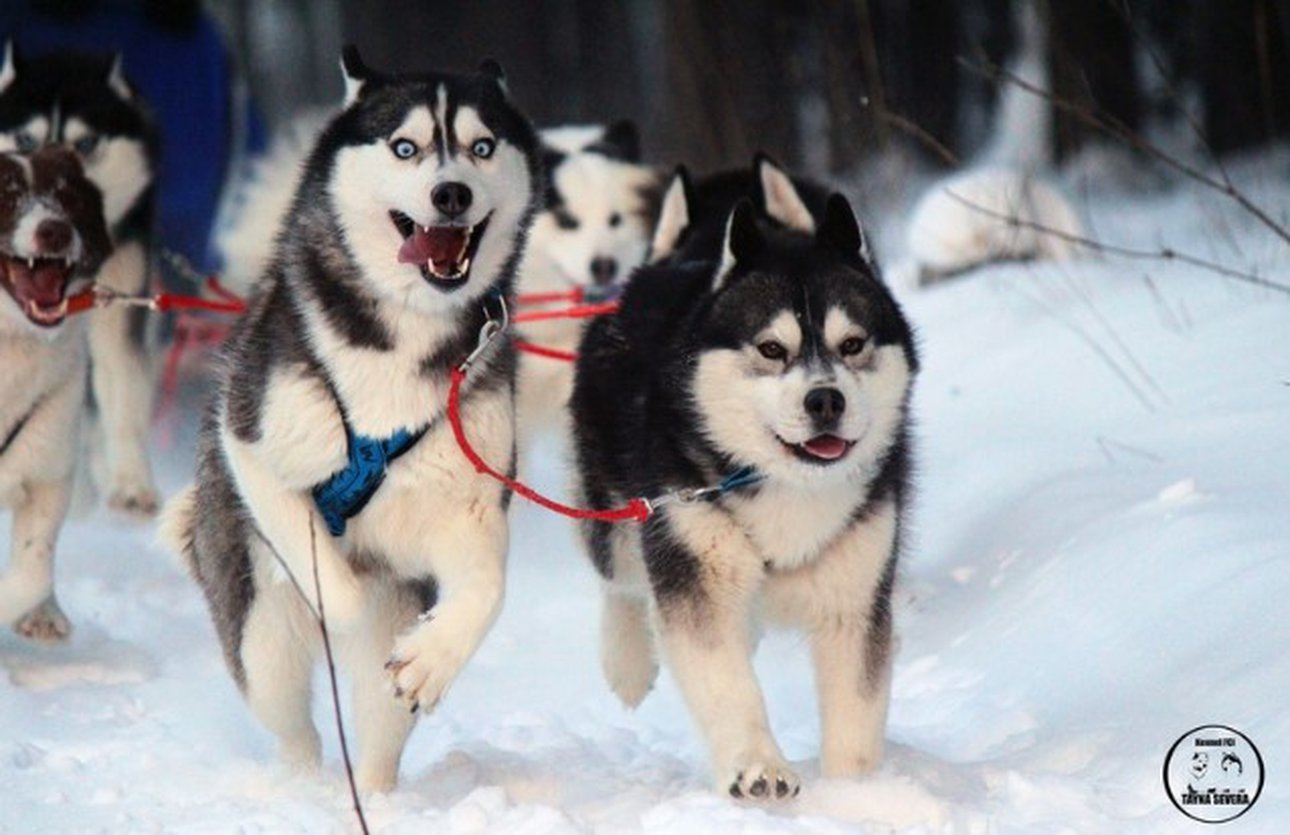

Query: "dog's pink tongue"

xmin=10 ymin=260 xmax=68 ymax=307
xmin=398 ymin=226 xmax=468 ymax=267
xmin=802 ymin=435 xmax=849 ymax=460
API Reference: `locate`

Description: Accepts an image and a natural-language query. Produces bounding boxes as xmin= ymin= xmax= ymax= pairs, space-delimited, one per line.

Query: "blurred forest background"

xmin=3 ymin=0 xmax=1289 ymax=267
xmin=211 ymin=0 xmax=1290 ymax=171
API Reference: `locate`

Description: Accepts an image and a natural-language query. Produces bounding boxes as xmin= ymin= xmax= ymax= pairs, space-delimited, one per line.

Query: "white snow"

xmin=3 ymin=154 xmax=1289 ymax=833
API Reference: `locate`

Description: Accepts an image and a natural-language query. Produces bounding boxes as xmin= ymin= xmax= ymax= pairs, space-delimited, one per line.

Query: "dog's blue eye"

xmin=14 ymin=132 xmax=38 ymax=154
xmin=391 ymin=139 xmax=417 ymax=159
xmin=471 ymin=138 xmax=495 ymax=159
xmin=73 ymin=135 xmax=100 ymax=156
xmin=608 ymin=212 xmax=622 ymax=228
xmin=757 ymin=340 xmax=788 ymax=361
xmin=839 ymin=336 xmax=867 ymax=356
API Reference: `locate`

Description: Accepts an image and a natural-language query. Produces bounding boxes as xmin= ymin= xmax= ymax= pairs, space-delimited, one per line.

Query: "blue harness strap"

xmin=312 ymin=423 xmax=425 ymax=537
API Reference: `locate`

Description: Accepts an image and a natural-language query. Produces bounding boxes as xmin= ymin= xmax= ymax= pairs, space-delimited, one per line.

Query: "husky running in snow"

xmin=571 ymin=166 xmax=918 ymax=799
xmin=159 ymin=48 xmax=541 ymax=792
xmin=0 ymin=41 xmax=162 ymax=515
xmin=0 ymin=146 xmax=112 ymax=641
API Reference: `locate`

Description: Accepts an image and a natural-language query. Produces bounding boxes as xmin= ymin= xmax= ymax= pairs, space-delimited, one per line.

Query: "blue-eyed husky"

xmin=159 ymin=48 xmax=541 ymax=791
xmin=571 ymin=172 xmax=918 ymax=799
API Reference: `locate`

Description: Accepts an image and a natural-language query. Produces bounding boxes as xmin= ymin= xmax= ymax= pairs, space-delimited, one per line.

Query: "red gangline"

xmin=447 ymin=367 xmax=650 ymax=523
xmin=513 ymin=340 xmax=578 ymax=362
xmin=512 ymin=301 xmax=620 ymax=325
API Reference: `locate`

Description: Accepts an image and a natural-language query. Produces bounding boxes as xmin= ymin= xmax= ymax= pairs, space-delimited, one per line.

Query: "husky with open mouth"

xmin=571 ymin=178 xmax=918 ymax=799
xmin=158 ymin=48 xmax=541 ymax=791
xmin=0 ymin=146 xmax=111 ymax=640
xmin=0 ymin=41 xmax=163 ymax=516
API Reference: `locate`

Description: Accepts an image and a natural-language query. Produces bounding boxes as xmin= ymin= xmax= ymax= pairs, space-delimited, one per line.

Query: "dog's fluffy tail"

xmin=157 ymin=484 xmax=199 ymax=576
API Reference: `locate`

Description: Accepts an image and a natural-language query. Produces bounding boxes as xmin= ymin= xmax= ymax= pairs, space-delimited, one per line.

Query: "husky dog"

xmin=0 ymin=146 xmax=112 ymax=640
xmin=0 ymin=41 xmax=161 ymax=515
xmin=514 ymin=121 xmax=660 ymax=432
xmin=158 ymin=47 xmax=540 ymax=792
xmin=571 ymin=179 xmax=917 ymax=798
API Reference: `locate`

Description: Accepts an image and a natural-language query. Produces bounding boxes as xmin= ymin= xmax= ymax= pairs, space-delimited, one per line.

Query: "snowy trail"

xmin=2 ymin=170 xmax=1289 ymax=833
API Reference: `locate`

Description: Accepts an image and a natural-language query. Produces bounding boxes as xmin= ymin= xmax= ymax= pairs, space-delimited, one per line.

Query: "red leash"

xmin=511 ymin=301 xmax=619 ymax=325
xmin=65 ymin=279 xmax=248 ymax=316
xmin=447 ymin=303 xmax=652 ymax=524
xmin=513 ymin=340 xmax=579 ymax=362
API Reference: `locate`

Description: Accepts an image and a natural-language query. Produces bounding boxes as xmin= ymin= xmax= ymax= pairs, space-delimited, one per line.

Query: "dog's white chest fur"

xmin=0 ymin=326 xmax=87 ymax=493
xmin=729 ymin=478 xmax=865 ymax=569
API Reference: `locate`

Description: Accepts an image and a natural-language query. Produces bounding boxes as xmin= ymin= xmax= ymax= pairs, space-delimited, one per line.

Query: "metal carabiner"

xmin=459 ymin=294 xmax=511 ymax=372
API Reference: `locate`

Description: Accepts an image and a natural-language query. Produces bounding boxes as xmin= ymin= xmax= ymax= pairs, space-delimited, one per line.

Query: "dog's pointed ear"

xmin=756 ymin=153 xmax=815 ymax=233
xmin=715 ymin=199 xmax=762 ymax=291
xmin=340 ymin=45 xmax=370 ymax=106
xmin=0 ymin=39 xmax=18 ymax=93
xmin=648 ymin=166 xmax=691 ymax=263
xmin=478 ymin=58 xmax=509 ymax=95
xmin=105 ymin=52 xmax=133 ymax=100
xmin=588 ymin=119 xmax=641 ymax=162
xmin=817 ymin=193 xmax=872 ymax=263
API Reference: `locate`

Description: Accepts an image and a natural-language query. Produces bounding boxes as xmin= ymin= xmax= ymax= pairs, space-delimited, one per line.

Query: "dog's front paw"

xmin=602 ymin=646 xmax=657 ymax=708
xmin=14 ymin=596 xmax=71 ymax=643
xmin=106 ymin=477 xmax=160 ymax=518
xmin=385 ymin=623 xmax=462 ymax=714
xmin=723 ymin=754 xmax=801 ymax=802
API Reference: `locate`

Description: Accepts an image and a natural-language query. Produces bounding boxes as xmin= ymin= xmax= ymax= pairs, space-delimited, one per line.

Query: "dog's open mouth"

xmin=782 ymin=433 xmax=855 ymax=464
xmin=390 ymin=210 xmax=491 ymax=289
xmin=0 ymin=253 xmax=76 ymax=327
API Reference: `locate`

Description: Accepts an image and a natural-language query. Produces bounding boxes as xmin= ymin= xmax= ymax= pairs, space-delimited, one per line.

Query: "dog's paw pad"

xmin=725 ymin=758 xmax=800 ymax=803
xmin=14 ymin=598 xmax=72 ymax=643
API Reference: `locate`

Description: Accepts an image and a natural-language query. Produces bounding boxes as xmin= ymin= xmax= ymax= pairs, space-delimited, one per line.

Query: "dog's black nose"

xmin=432 ymin=182 xmax=473 ymax=218
xmin=35 ymin=218 xmax=73 ymax=253
xmin=590 ymin=257 xmax=618 ymax=286
xmin=804 ymin=387 xmax=846 ymax=425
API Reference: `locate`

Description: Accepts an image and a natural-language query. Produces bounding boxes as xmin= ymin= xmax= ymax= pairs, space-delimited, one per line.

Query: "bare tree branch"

xmin=958 ymin=53 xmax=1290 ymax=248
xmin=941 ymin=188 xmax=1290 ymax=296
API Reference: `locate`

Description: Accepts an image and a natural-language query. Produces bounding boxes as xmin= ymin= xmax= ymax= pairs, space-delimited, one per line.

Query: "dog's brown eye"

xmin=554 ymin=210 xmax=579 ymax=231
xmin=757 ymin=340 xmax=788 ymax=361
xmin=608 ymin=212 xmax=622 ymax=228
xmin=839 ymin=336 xmax=867 ymax=357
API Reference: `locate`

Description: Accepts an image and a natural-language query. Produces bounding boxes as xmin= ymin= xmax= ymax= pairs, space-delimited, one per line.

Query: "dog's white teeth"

xmin=27 ymin=257 xmax=35 ymax=269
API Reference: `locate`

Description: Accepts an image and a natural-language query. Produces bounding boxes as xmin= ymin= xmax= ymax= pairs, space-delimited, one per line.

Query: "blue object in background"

xmin=1 ymin=2 xmax=266 ymax=273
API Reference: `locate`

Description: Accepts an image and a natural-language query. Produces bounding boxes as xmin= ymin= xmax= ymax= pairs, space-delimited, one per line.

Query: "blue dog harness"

xmin=312 ymin=422 xmax=426 ymax=537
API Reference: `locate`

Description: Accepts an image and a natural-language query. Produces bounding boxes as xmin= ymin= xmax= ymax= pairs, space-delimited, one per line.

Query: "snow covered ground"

xmin=3 ymin=154 xmax=1289 ymax=833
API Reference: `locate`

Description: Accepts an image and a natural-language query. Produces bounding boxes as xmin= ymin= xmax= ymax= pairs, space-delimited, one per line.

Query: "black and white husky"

xmin=0 ymin=41 xmax=161 ymax=515
xmin=0 ymin=146 xmax=112 ymax=640
xmin=571 ymin=172 xmax=918 ymax=799
xmin=514 ymin=121 xmax=660 ymax=431
xmin=158 ymin=48 xmax=541 ymax=791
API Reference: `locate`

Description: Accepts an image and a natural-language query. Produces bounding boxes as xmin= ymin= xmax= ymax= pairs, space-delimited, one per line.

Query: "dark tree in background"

xmin=209 ymin=0 xmax=1290 ymax=175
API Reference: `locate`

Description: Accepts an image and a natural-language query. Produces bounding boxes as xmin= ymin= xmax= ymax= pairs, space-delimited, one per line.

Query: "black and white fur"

xmin=158 ymin=48 xmax=541 ymax=792
xmin=0 ymin=41 xmax=162 ymax=515
xmin=0 ymin=146 xmax=112 ymax=640
xmin=571 ymin=175 xmax=917 ymax=799
xmin=514 ymin=120 xmax=661 ymax=432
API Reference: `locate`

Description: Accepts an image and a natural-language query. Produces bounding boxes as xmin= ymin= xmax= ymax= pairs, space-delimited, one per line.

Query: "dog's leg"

xmin=89 ymin=240 xmax=158 ymax=516
xmin=1 ymin=479 xmax=72 ymax=637
xmin=650 ymin=507 xmax=799 ymax=801
xmin=386 ymin=507 xmax=507 ymax=715
xmin=342 ymin=580 xmax=422 ymax=793
xmin=788 ymin=501 xmax=899 ymax=778
xmin=222 ymin=433 xmax=365 ymax=632
xmin=240 ymin=575 xmax=321 ymax=771
xmin=600 ymin=588 xmax=657 ymax=707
